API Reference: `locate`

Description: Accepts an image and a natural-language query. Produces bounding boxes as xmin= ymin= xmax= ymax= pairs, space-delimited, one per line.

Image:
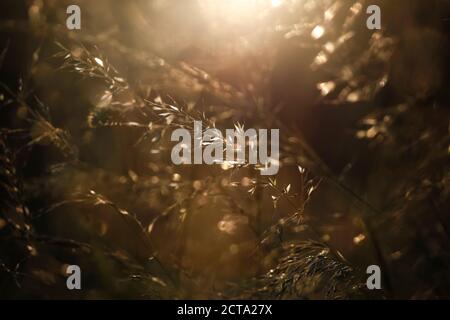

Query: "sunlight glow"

xmin=311 ymin=25 xmax=325 ymax=39
xmin=198 ymin=0 xmax=276 ymax=27
xmin=271 ymin=0 xmax=283 ymax=7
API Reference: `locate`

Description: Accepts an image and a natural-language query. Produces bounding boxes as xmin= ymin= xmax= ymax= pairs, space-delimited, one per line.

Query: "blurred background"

xmin=0 ymin=0 xmax=449 ymax=299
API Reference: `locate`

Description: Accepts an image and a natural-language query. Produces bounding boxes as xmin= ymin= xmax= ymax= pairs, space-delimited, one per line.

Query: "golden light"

xmin=271 ymin=0 xmax=284 ymax=7
xmin=311 ymin=25 xmax=325 ymax=39
xmin=198 ymin=0 xmax=275 ymax=28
